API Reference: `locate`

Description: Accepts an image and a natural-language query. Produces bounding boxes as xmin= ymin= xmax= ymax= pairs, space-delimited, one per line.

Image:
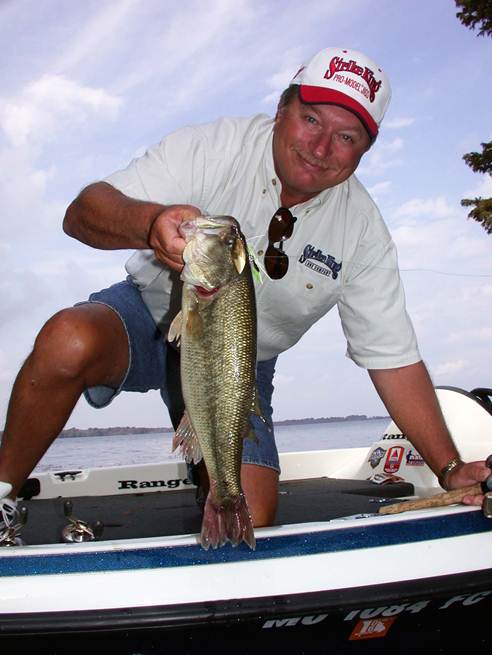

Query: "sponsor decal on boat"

xmin=117 ymin=478 xmax=193 ymax=490
xmin=54 ymin=471 xmax=83 ymax=481
xmin=406 ymin=449 xmax=425 ymax=466
xmin=349 ymin=616 xmax=396 ymax=640
xmin=368 ymin=447 xmax=386 ymax=468
xmin=384 ymin=446 xmax=404 ymax=474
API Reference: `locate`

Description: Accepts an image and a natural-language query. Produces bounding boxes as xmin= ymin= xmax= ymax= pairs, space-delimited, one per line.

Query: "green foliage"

xmin=461 ymin=198 xmax=492 ymax=234
xmin=455 ymin=0 xmax=492 ymax=36
xmin=463 ymin=141 xmax=492 ymax=174
xmin=455 ymin=1 xmax=492 ymax=233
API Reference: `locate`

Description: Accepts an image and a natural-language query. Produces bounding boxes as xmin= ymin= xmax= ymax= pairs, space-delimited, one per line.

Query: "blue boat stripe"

xmin=1 ymin=512 xmax=490 ymax=577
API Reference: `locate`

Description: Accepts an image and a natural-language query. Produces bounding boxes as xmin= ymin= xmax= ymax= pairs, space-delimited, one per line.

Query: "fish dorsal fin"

xmin=231 ymin=237 xmax=247 ymax=274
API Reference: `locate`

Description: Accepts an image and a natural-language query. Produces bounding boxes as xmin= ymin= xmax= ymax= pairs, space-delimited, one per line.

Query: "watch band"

xmin=438 ymin=457 xmax=464 ymax=490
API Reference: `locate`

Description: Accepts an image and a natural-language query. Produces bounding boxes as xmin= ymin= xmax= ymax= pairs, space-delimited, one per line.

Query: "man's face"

xmin=272 ymin=95 xmax=371 ymax=207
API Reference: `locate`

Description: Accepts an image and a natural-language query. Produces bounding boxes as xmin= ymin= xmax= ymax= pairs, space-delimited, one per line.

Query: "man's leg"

xmin=241 ymin=357 xmax=280 ymax=527
xmin=241 ymin=464 xmax=278 ymax=527
xmin=0 ymin=303 xmax=129 ymax=497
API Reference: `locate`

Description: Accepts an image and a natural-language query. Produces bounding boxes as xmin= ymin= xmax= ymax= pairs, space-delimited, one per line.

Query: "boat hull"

xmin=1 ymin=570 xmax=491 ymax=653
xmin=1 ymin=506 xmax=491 ymax=653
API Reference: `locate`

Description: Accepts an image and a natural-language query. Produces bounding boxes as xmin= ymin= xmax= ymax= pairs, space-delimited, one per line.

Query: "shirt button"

xmin=306 ymin=283 xmax=313 ymax=290
xmin=258 ymin=250 xmax=264 ymax=256
xmin=271 ymin=179 xmax=277 ymax=186
xmin=262 ymin=188 xmax=266 ymax=194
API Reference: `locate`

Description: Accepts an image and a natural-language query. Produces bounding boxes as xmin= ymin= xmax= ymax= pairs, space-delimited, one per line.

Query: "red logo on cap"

xmin=324 ymin=56 xmax=382 ymax=102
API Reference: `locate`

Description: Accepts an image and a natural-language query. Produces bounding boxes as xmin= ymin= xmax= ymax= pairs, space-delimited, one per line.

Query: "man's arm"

xmin=369 ymin=361 xmax=490 ymax=504
xmin=63 ymin=182 xmax=200 ymax=271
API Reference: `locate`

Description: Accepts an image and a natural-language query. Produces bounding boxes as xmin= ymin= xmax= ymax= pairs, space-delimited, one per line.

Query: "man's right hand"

xmin=147 ymin=204 xmax=201 ymax=272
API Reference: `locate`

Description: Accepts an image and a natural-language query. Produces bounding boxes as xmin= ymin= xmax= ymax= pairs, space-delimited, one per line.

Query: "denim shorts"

xmin=81 ymin=279 xmax=280 ymax=473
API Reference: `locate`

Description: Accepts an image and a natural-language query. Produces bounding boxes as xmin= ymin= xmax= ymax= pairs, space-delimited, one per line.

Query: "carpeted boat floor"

xmin=18 ymin=477 xmax=414 ymax=545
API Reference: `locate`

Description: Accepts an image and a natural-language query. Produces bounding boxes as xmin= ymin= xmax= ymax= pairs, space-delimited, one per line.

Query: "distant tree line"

xmin=455 ymin=0 xmax=492 ymax=234
xmin=0 ymin=415 xmax=390 ymax=441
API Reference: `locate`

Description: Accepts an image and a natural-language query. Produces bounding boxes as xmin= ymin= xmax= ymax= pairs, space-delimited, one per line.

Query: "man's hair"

xmin=277 ymin=85 xmax=299 ymax=110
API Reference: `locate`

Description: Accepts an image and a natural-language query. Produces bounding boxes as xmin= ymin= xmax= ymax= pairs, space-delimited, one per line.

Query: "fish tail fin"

xmin=172 ymin=411 xmax=203 ymax=464
xmin=200 ymin=493 xmax=256 ymax=551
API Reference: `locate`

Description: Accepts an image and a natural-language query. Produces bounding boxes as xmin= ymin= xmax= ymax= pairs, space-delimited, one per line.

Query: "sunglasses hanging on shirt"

xmin=264 ymin=208 xmax=297 ymax=280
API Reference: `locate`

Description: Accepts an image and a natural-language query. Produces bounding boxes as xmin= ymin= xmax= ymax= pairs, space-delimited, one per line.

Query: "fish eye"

xmin=220 ymin=236 xmax=233 ymax=249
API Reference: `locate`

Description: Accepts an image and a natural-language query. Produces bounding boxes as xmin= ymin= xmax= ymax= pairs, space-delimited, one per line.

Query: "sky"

xmin=1 ymin=0 xmax=491 ymax=430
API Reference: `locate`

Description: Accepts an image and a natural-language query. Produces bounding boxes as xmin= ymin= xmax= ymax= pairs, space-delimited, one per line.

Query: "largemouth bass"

xmin=169 ymin=215 xmax=257 ymax=550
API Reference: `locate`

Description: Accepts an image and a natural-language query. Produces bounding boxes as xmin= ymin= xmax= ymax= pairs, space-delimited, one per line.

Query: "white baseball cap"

xmin=290 ymin=47 xmax=392 ymax=140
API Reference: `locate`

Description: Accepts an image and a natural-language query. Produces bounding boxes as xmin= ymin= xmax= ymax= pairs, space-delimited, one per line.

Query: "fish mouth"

xmin=193 ymin=285 xmax=220 ymax=299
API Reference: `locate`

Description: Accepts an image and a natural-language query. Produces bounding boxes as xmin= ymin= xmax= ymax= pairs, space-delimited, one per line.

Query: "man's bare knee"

xmin=31 ymin=304 xmax=129 ymax=387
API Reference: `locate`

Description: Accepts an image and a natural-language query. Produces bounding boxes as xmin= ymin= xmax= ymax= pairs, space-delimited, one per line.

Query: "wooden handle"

xmin=378 ymin=483 xmax=481 ymax=515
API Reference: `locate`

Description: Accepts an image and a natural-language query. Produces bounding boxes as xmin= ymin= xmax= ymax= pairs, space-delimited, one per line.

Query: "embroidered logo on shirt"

xmin=299 ymin=244 xmax=342 ymax=279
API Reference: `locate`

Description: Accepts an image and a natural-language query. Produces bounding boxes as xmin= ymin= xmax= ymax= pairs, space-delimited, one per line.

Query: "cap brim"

xmin=299 ymin=85 xmax=378 ymax=139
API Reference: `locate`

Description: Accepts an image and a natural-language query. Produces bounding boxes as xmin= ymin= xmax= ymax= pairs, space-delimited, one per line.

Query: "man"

xmin=0 ymin=47 xmax=489 ymax=545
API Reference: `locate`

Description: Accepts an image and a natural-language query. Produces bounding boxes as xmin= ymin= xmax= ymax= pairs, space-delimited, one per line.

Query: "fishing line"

xmin=244 ymin=234 xmax=492 ymax=279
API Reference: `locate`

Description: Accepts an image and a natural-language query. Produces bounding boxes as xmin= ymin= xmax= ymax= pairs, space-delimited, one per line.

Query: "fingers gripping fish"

xmin=168 ymin=216 xmax=257 ymax=550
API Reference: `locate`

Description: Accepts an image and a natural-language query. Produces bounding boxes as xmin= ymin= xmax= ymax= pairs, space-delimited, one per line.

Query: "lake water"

xmin=33 ymin=418 xmax=390 ymax=473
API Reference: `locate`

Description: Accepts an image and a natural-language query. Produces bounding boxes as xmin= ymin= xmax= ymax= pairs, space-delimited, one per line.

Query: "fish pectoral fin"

xmin=172 ymin=411 xmax=203 ymax=464
xmin=186 ymin=304 xmax=203 ymax=337
xmin=168 ymin=311 xmax=182 ymax=346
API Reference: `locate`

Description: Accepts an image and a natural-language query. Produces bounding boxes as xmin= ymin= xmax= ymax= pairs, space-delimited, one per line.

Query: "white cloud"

xmin=432 ymin=359 xmax=469 ymax=377
xmin=0 ymin=146 xmax=66 ymax=240
xmin=395 ymin=196 xmax=454 ymax=221
xmin=0 ymin=74 xmax=122 ymax=147
xmin=463 ymin=173 xmax=492 ymax=199
xmin=448 ymin=327 xmax=492 ymax=343
xmin=390 ymin=192 xmax=491 ymax=277
xmin=385 ymin=117 xmax=416 ymax=129
xmin=358 ymin=137 xmax=404 ymax=176
xmin=262 ymin=48 xmax=305 ymax=105
xmin=114 ymin=0 xmax=258 ymax=97
xmin=52 ymin=0 xmax=141 ymax=75
xmin=367 ymin=180 xmax=392 ymax=196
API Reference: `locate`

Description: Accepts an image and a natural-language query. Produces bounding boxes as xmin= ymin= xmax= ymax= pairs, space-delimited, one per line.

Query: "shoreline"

xmin=1 ymin=416 xmax=390 ymax=441
xmin=49 ymin=415 xmax=389 ymax=439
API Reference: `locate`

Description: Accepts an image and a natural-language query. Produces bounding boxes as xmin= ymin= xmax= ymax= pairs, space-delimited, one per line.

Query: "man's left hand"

xmin=446 ymin=460 xmax=492 ymax=506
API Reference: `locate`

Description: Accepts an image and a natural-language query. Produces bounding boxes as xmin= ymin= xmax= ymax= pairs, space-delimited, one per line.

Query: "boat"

xmin=1 ymin=385 xmax=491 ymax=654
